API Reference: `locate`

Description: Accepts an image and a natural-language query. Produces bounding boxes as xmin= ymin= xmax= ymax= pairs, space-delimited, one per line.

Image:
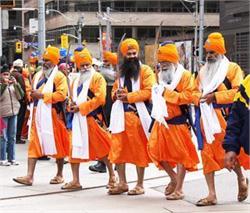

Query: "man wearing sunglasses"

xmin=13 ymin=46 xmax=69 ymax=186
xmin=108 ymin=38 xmax=156 ymax=195
xmin=193 ymin=32 xmax=249 ymax=206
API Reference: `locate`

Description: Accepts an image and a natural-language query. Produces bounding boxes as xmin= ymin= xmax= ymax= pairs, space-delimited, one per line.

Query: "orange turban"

xmin=103 ymin=51 xmax=118 ymax=65
xmin=74 ymin=48 xmax=92 ymax=68
xmin=120 ymin=38 xmax=139 ymax=56
xmin=157 ymin=44 xmax=179 ymax=63
xmin=204 ymin=32 xmax=226 ymax=55
xmin=42 ymin=46 xmax=60 ymax=65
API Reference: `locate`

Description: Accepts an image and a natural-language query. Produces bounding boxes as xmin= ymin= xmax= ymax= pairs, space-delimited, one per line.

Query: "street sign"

xmin=29 ymin=18 xmax=38 ymax=34
xmin=61 ymin=34 xmax=69 ymax=49
xmin=0 ymin=0 xmax=15 ymax=8
xmin=15 ymin=41 xmax=22 ymax=53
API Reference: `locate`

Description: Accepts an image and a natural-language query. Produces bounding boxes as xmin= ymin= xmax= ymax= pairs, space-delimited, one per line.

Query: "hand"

xmin=30 ymin=90 xmax=44 ymax=100
xmin=116 ymin=88 xmax=128 ymax=102
xmin=224 ymin=151 xmax=237 ymax=171
xmin=200 ymin=93 xmax=216 ymax=104
xmin=69 ymin=102 xmax=79 ymax=113
xmin=9 ymin=76 xmax=17 ymax=84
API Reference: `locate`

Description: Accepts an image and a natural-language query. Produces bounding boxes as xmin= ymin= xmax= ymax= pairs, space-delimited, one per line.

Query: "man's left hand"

xmin=117 ymin=92 xmax=128 ymax=102
xmin=30 ymin=90 xmax=44 ymax=100
xmin=200 ymin=93 xmax=216 ymax=104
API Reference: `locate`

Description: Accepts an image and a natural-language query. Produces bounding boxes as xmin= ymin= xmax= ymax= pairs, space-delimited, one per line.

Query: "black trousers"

xmin=103 ymin=85 xmax=113 ymax=126
xmin=16 ymin=101 xmax=27 ymax=141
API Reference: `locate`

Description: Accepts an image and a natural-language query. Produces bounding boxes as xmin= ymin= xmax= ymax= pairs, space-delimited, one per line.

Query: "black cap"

xmin=0 ymin=64 xmax=10 ymax=73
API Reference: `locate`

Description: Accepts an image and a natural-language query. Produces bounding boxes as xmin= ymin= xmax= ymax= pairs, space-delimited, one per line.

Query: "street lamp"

xmin=46 ymin=8 xmax=84 ymax=45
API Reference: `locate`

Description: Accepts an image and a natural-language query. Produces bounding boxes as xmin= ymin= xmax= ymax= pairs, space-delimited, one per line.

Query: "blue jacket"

xmin=223 ymin=74 xmax=250 ymax=155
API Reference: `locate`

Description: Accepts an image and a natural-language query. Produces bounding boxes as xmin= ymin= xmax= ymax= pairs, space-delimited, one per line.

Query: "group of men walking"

xmin=10 ymin=31 xmax=249 ymax=206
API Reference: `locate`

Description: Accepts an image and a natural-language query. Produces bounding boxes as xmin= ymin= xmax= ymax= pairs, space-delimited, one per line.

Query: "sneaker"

xmin=89 ymin=161 xmax=106 ymax=173
xmin=9 ymin=160 xmax=19 ymax=166
xmin=0 ymin=160 xmax=11 ymax=166
xmin=16 ymin=139 xmax=26 ymax=144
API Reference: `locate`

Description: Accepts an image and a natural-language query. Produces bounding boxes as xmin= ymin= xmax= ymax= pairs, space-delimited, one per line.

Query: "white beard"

xmin=78 ymin=69 xmax=91 ymax=86
xmin=158 ymin=64 xmax=175 ymax=85
xmin=201 ymin=55 xmax=223 ymax=88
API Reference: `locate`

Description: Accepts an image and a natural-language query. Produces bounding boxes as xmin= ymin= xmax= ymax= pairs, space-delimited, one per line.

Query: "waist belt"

xmin=123 ymin=103 xmax=137 ymax=114
xmin=165 ymin=114 xmax=187 ymax=125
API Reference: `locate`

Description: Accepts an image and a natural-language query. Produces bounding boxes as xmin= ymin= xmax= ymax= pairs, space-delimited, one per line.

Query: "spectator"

xmin=0 ymin=64 xmax=24 ymax=166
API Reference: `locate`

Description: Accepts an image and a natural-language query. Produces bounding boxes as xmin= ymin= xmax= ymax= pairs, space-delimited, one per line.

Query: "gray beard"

xmin=78 ymin=69 xmax=91 ymax=86
xmin=158 ymin=65 xmax=175 ymax=85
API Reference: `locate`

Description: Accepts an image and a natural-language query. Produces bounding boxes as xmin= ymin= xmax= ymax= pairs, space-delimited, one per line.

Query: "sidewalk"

xmin=0 ymin=143 xmax=249 ymax=213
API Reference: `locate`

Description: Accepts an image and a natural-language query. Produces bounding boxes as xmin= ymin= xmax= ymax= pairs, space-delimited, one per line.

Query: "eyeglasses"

xmin=206 ymin=51 xmax=216 ymax=55
xmin=126 ymin=52 xmax=137 ymax=56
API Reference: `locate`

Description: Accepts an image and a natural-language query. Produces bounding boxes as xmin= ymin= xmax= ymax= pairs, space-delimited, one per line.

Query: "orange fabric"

xmin=43 ymin=46 xmax=60 ymax=65
xmin=69 ymin=72 xmax=111 ymax=162
xmin=148 ymin=70 xmax=199 ymax=171
xmin=74 ymin=48 xmax=92 ymax=69
xmin=109 ymin=64 xmax=156 ymax=167
xmin=28 ymin=71 xmax=69 ymax=158
xmin=21 ymin=110 xmax=29 ymax=138
xmin=193 ymin=61 xmax=249 ymax=174
xmin=157 ymin=44 xmax=180 ymax=63
xmin=103 ymin=51 xmax=118 ymax=65
xmin=120 ymin=38 xmax=139 ymax=56
xmin=204 ymin=32 xmax=226 ymax=55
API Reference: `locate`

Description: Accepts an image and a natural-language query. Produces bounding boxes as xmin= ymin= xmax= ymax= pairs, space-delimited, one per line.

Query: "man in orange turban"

xmin=89 ymin=51 xmax=118 ymax=173
xmin=61 ymin=48 xmax=116 ymax=190
xmin=148 ymin=43 xmax=199 ymax=200
xmin=13 ymin=46 xmax=70 ymax=186
xmin=108 ymin=38 xmax=156 ymax=195
xmin=193 ymin=32 xmax=249 ymax=206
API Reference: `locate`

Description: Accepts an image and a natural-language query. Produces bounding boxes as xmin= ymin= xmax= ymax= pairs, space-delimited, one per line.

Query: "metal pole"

xmin=21 ymin=0 xmax=25 ymax=60
xmin=0 ymin=7 xmax=2 ymax=58
xmin=106 ymin=7 xmax=111 ymax=51
xmin=77 ymin=18 xmax=82 ymax=45
xmin=38 ymin=0 xmax=46 ymax=56
xmin=198 ymin=0 xmax=204 ymax=63
xmin=193 ymin=0 xmax=198 ymax=73
xmin=98 ymin=0 xmax=103 ymax=60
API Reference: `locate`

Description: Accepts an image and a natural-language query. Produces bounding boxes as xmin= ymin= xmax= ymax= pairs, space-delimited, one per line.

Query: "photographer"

xmin=0 ymin=64 xmax=24 ymax=166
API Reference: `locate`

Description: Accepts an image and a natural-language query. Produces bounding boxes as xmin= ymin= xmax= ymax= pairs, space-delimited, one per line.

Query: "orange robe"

xmin=193 ymin=62 xmax=250 ymax=174
xmin=69 ymin=72 xmax=112 ymax=163
xmin=108 ymin=64 xmax=156 ymax=167
xmin=148 ymin=70 xmax=199 ymax=171
xmin=28 ymin=71 xmax=69 ymax=158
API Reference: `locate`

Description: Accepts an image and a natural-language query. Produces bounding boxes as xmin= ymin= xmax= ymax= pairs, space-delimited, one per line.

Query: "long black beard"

xmin=120 ymin=58 xmax=140 ymax=80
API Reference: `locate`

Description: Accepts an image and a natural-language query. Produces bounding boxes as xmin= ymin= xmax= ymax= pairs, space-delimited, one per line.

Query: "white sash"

xmin=35 ymin=66 xmax=58 ymax=155
xmin=199 ymin=56 xmax=229 ymax=143
xmin=71 ymin=68 xmax=95 ymax=159
xmin=27 ymin=71 xmax=43 ymax=140
xmin=109 ymin=74 xmax=151 ymax=139
xmin=151 ymin=63 xmax=185 ymax=128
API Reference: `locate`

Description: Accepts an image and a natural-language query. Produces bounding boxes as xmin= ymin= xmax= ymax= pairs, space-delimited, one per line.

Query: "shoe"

xmin=9 ymin=160 xmax=19 ymax=165
xmin=38 ymin=156 xmax=50 ymax=160
xmin=13 ymin=176 xmax=32 ymax=186
xmin=0 ymin=160 xmax=11 ymax=166
xmin=16 ymin=139 xmax=26 ymax=144
xmin=89 ymin=161 xmax=106 ymax=173
xmin=61 ymin=182 xmax=82 ymax=190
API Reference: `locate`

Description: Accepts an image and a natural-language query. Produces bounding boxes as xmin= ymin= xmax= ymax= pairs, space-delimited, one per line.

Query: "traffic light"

xmin=0 ymin=0 xmax=15 ymax=8
xmin=15 ymin=41 xmax=22 ymax=53
xmin=61 ymin=34 xmax=69 ymax=49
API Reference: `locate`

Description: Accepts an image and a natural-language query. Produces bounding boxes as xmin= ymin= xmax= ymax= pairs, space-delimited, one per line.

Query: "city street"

xmin=0 ymin=143 xmax=249 ymax=213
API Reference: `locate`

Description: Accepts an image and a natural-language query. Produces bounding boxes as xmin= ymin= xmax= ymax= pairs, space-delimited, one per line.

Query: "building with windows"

xmin=23 ymin=0 xmax=219 ymax=61
xmin=220 ymin=0 xmax=249 ymax=74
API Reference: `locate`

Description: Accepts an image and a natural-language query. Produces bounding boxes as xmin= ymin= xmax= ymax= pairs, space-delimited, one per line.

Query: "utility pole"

xmin=198 ymin=0 xmax=204 ymax=64
xmin=98 ymin=0 xmax=103 ymax=60
xmin=106 ymin=7 xmax=111 ymax=51
xmin=77 ymin=16 xmax=84 ymax=45
xmin=193 ymin=0 xmax=198 ymax=73
xmin=38 ymin=0 xmax=46 ymax=55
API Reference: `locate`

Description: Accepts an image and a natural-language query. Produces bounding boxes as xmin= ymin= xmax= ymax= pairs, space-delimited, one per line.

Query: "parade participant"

xmin=61 ymin=48 xmax=116 ymax=190
xmin=58 ymin=63 xmax=70 ymax=77
xmin=223 ymin=74 xmax=250 ymax=168
xmin=193 ymin=32 xmax=249 ymax=206
xmin=13 ymin=46 xmax=69 ymax=185
xmin=148 ymin=43 xmax=199 ymax=200
xmin=89 ymin=51 xmax=118 ymax=173
xmin=108 ymin=38 xmax=156 ymax=195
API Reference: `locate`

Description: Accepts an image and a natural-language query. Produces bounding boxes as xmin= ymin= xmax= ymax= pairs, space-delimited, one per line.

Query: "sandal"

xmin=238 ymin=177 xmax=249 ymax=202
xmin=165 ymin=181 xmax=177 ymax=196
xmin=127 ymin=186 xmax=145 ymax=196
xmin=108 ymin=184 xmax=128 ymax=195
xmin=50 ymin=176 xmax=64 ymax=184
xmin=106 ymin=176 xmax=117 ymax=189
xmin=196 ymin=198 xmax=217 ymax=206
xmin=61 ymin=182 xmax=82 ymax=190
xmin=13 ymin=176 xmax=33 ymax=186
xmin=166 ymin=191 xmax=184 ymax=200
